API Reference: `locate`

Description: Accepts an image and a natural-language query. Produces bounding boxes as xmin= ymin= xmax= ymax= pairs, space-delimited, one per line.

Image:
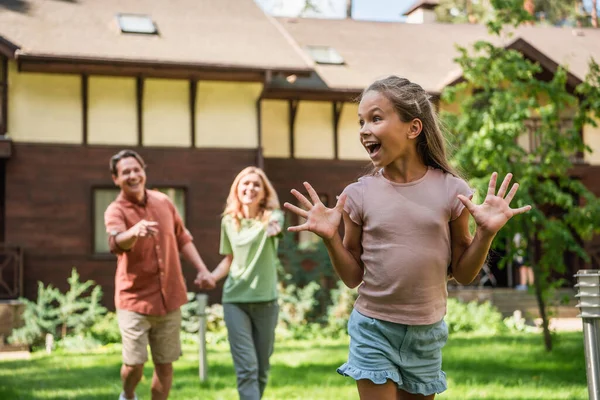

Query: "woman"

xmin=201 ymin=166 xmax=283 ymax=400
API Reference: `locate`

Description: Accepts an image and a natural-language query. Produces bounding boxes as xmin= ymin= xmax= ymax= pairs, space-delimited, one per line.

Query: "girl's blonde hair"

xmin=362 ymin=75 xmax=462 ymax=178
xmin=223 ymin=166 xmax=280 ymax=229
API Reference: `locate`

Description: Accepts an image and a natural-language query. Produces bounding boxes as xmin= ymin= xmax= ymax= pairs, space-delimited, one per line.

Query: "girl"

xmin=283 ymin=76 xmax=531 ymax=400
xmin=202 ymin=166 xmax=283 ymax=400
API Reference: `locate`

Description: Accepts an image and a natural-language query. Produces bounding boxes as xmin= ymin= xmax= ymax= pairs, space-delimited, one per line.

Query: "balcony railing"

xmin=0 ymin=245 xmax=23 ymax=299
xmin=523 ymin=117 xmax=584 ymax=163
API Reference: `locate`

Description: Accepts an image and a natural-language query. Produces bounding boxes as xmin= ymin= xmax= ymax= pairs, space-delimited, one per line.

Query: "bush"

xmin=57 ymin=335 xmax=102 ymax=353
xmin=181 ymin=293 xmax=228 ymax=345
xmin=445 ymin=298 xmax=505 ymax=334
xmin=9 ymin=268 xmax=106 ymax=348
xmin=324 ymin=280 xmax=357 ymax=338
xmin=89 ymin=312 xmax=121 ymax=345
xmin=277 ymin=280 xmax=321 ymax=340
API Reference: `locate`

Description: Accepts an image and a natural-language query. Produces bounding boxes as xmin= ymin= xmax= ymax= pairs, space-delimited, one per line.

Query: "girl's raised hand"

xmin=284 ymin=182 xmax=346 ymax=240
xmin=458 ymin=172 xmax=531 ymax=236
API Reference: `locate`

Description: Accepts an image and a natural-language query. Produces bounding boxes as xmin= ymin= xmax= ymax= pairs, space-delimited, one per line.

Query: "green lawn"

xmin=0 ymin=332 xmax=588 ymax=400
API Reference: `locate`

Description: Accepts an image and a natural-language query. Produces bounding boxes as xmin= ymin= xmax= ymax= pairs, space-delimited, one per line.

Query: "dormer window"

xmin=117 ymin=14 xmax=158 ymax=35
xmin=305 ymin=46 xmax=345 ymax=65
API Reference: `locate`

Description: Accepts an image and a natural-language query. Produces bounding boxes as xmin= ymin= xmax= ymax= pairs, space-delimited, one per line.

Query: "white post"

xmin=575 ymin=270 xmax=600 ymax=400
xmin=197 ymin=293 xmax=208 ymax=382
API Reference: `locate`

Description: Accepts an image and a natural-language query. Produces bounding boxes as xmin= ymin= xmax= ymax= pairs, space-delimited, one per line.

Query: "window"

xmin=522 ymin=117 xmax=581 ymax=162
xmin=305 ymin=46 xmax=345 ymax=65
xmin=93 ymin=187 xmax=186 ymax=253
xmin=117 ymin=14 xmax=158 ymax=35
xmin=297 ymin=193 xmax=329 ymax=250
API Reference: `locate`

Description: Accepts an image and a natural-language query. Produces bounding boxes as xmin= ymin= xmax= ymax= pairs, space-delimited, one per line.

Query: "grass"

xmin=0 ymin=332 xmax=588 ymax=400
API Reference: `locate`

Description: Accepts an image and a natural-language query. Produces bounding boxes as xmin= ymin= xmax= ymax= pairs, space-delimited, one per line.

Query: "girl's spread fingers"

xmin=504 ymin=183 xmax=519 ymax=203
xmin=290 ymin=188 xmax=313 ymax=209
xmin=284 ymin=202 xmax=309 ymax=218
xmin=496 ymin=173 xmax=513 ymax=198
xmin=487 ymin=172 xmax=498 ymax=196
xmin=512 ymin=205 xmax=532 ymax=215
xmin=287 ymin=223 xmax=309 ymax=232
xmin=303 ymin=182 xmax=322 ymax=205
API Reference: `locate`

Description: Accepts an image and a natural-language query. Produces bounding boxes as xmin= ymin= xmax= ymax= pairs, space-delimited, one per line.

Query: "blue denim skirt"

xmin=337 ymin=309 xmax=448 ymax=396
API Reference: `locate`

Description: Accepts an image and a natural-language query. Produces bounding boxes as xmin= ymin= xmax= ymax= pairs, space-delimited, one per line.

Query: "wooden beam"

xmin=136 ymin=77 xmax=144 ymax=146
xmin=256 ymin=99 xmax=264 ymax=169
xmin=189 ymin=80 xmax=197 ymax=148
xmin=288 ymin=100 xmax=299 ymax=159
xmin=17 ymin=54 xmax=311 ymax=82
xmin=0 ymin=56 xmax=7 ymax=136
xmin=81 ymin=74 xmax=88 ymax=145
xmin=0 ymin=37 xmax=18 ymax=59
xmin=332 ymin=102 xmax=343 ymax=160
xmin=263 ymin=87 xmax=359 ymax=102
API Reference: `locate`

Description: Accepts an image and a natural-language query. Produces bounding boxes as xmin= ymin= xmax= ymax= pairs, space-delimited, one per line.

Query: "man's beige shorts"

xmin=116 ymin=308 xmax=182 ymax=365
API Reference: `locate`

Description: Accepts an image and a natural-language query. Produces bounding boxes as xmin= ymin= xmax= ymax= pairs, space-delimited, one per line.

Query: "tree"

xmin=442 ymin=0 xmax=600 ymax=351
xmin=435 ymin=0 xmax=596 ymax=27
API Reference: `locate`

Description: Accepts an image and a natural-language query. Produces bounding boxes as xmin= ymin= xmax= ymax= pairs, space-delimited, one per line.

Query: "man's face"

xmin=112 ymin=157 xmax=146 ymax=200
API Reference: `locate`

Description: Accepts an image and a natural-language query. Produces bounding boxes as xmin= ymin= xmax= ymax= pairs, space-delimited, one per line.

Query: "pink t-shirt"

xmin=342 ymin=167 xmax=473 ymax=325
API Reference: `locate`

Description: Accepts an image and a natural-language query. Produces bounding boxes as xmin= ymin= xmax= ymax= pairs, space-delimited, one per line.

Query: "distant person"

xmin=284 ymin=76 xmax=531 ymax=400
xmin=199 ymin=166 xmax=283 ymax=400
xmin=514 ymin=233 xmax=534 ymax=290
xmin=105 ymin=149 xmax=215 ymax=400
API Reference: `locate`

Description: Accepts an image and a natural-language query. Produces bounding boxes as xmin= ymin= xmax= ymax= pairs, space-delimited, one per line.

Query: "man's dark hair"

xmin=110 ymin=150 xmax=146 ymax=176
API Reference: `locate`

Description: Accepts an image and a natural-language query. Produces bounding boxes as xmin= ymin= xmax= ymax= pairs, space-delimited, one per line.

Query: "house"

xmin=0 ymin=0 xmax=599 ymax=320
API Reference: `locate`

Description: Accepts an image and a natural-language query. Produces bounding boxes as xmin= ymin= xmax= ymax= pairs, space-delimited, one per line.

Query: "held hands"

xmin=133 ymin=219 xmax=159 ymax=238
xmin=458 ymin=172 xmax=532 ymax=237
xmin=194 ymin=270 xmax=216 ymax=290
xmin=284 ymin=182 xmax=346 ymax=240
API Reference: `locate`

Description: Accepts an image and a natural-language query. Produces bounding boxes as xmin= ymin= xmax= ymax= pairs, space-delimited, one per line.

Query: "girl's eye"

xmin=373 ymin=116 xmax=382 ymax=122
xmin=358 ymin=119 xmax=364 ymax=127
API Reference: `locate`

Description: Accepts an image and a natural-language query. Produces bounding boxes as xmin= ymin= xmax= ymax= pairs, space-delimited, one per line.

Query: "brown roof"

xmin=277 ymin=17 xmax=600 ymax=93
xmin=403 ymin=0 xmax=440 ymax=16
xmin=0 ymin=0 xmax=312 ymax=74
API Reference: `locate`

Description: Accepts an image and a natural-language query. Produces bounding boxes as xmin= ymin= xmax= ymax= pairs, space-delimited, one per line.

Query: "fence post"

xmin=196 ymin=293 xmax=208 ymax=382
xmin=575 ymin=270 xmax=600 ymax=400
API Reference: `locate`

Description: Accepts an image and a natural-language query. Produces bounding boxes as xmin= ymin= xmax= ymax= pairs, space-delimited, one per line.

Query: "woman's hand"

xmin=284 ymin=182 xmax=346 ymax=240
xmin=458 ymin=172 xmax=531 ymax=237
xmin=194 ymin=270 xmax=216 ymax=290
xmin=266 ymin=220 xmax=282 ymax=237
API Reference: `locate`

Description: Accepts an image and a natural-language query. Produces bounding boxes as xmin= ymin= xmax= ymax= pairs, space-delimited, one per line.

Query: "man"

xmin=105 ymin=150 xmax=215 ymax=400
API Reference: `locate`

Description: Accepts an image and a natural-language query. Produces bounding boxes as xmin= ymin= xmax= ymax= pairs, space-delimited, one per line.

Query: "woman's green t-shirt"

xmin=219 ymin=209 xmax=284 ymax=303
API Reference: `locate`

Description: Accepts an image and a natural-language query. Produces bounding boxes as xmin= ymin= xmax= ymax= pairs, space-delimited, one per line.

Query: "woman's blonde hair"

xmin=223 ymin=166 xmax=280 ymax=229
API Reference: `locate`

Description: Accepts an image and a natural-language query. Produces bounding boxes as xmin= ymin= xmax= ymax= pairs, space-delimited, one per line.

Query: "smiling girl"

xmin=203 ymin=166 xmax=283 ymax=400
xmin=284 ymin=76 xmax=531 ymax=400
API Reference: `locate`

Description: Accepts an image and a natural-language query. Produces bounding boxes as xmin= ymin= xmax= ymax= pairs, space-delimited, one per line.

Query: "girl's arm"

xmin=322 ymin=212 xmax=364 ymax=288
xmin=449 ymin=209 xmax=494 ymax=284
xmin=451 ymin=172 xmax=531 ymax=285
xmin=211 ymin=254 xmax=233 ymax=282
xmin=284 ymin=182 xmax=364 ymax=289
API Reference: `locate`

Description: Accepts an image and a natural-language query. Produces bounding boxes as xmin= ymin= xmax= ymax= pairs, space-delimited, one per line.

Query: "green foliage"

xmin=8 ymin=282 xmax=61 ymax=347
xmin=324 ymin=280 xmax=357 ymax=338
xmin=181 ymin=293 xmax=227 ymax=345
xmin=435 ymin=0 xmax=592 ymax=27
xmin=276 ymin=280 xmax=321 ymax=340
xmin=8 ymin=268 xmax=107 ymax=347
xmin=445 ymin=298 xmax=505 ymax=334
xmin=57 ymin=335 xmax=103 ymax=353
xmin=442 ymin=0 xmax=600 ymax=350
xmin=89 ymin=312 xmax=121 ymax=345
xmin=56 ymin=269 xmax=107 ymax=338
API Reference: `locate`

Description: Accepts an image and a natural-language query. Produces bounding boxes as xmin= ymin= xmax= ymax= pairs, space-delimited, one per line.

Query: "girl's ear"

xmin=408 ymin=118 xmax=423 ymax=139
